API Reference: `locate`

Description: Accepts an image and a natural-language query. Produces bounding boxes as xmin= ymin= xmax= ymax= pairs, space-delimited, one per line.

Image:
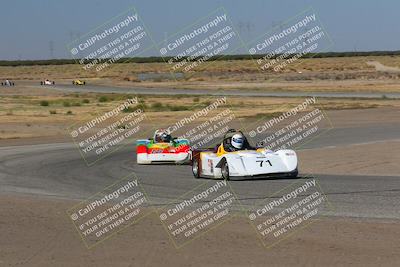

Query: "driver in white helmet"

xmin=222 ymin=130 xmax=255 ymax=152
xmin=154 ymin=129 xmax=172 ymax=143
xmin=223 ymin=132 xmax=245 ymax=152
xmin=231 ymin=133 xmax=244 ymax=150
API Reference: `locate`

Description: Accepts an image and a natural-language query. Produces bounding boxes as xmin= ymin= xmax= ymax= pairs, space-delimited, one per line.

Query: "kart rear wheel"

xmin=221 ymin=159 xmax=230 ymax=180
xmin=192 ymin=158 xmax=200 ymax=178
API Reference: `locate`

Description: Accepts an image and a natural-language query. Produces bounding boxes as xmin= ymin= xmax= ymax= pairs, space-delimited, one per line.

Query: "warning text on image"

xmin=159 ymin=180 xmax=238 ymax=248
xmin=70 ymin=98 xmax=147 ymax=165
xmin=246 ymin=97 xmax=331 ymax=151
xmin=159 ymin=10 xmax=240 ymax=74
xmin=165 ymin=97 xmax=235 ymax=149
xmin=248 ymin=10 xmax=332 ymax=72
xmin=68 ymin=7 xmax=154 ymax=73
xmin=68 ymin=176 xmax=150 ymax=248
xmin=248 ymin=179 xmax=327 ymax=248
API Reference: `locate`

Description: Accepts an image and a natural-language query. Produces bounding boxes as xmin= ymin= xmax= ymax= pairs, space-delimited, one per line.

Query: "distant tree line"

xmin=1 ymin=51 xmax=399 ymax=66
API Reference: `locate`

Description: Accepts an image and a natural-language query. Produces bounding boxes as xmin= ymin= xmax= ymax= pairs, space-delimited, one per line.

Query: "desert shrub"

xmin=40 ymin=100 xmax=49 ymax=106
xmin=168 ymin=105 xmax=189 ymax=111
xmin=98 ymin=96 xmax=109 ymax=102
xmin=151 ymin=102 xmax=163 ymax=111
xmin=122 ymin=106 xmax=136 ymax=113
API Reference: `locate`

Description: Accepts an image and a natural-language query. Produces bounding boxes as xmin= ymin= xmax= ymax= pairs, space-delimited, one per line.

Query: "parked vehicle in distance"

xmin=1 ymin=80 xmax=15 ymax=86
xmin=72 ymin=79 xmax=86 ymax=85
xmin=40 ymin=79 xmax=55 ymax=85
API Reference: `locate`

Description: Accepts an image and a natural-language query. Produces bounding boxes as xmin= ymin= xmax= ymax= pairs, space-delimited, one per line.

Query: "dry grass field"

xmin=0 ymin=86 xmax=398 ymax=141
xmin=1 ymin=55 xmax=400 ymax=92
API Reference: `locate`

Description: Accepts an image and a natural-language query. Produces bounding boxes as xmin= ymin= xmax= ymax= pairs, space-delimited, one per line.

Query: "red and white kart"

xmin=136 ymin=132 xmax=191 ymax=164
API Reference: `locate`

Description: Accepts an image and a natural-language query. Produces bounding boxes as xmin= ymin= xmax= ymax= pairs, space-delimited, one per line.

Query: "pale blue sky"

xmin=0 ymin=0 xmax=398 ymax=60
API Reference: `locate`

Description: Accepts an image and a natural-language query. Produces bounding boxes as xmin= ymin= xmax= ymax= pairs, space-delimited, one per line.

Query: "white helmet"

xmin=154 ymin=129 xmax=171 ymax=142
xmin=231 ymin=133 xmax=244 ymax=149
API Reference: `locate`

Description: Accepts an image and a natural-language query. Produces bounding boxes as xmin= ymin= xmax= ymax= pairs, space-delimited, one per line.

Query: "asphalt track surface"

xmin=31 ymin=84 xmax=400 ymax=99
xmin=1 ymin=122 xmax=399 ymax=220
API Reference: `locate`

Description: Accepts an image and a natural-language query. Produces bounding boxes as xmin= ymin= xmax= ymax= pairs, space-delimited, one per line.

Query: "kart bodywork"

xmin=191 ymin=130 xmax=298 ymax=180
xmin=72 ymin=80 xmax=86 ymax=85
xmin=136 ymin=138 xmax=191 ymax=164
xmin=40 ymin=79 xmax=55 ymax=85
xmin=1 ymin=80 xmax=15 ymax=86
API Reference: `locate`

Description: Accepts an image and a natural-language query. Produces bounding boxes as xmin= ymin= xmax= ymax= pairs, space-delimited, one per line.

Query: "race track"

xmin=1 ymin=122 xmax=399 ymax=220
xmin=29 ymin=84 xmax=400 ymax=99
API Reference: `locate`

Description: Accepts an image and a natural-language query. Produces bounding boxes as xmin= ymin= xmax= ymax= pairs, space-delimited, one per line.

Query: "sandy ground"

xmin=299 ymin=140 xmax=400 ymax=177
xmin=1 ymin=57 xmax=400 ymax=266
xmin=1 ymin=104 xmax=399 ymax=266
xmin=1 ymin=194 xmax=400 ymax=267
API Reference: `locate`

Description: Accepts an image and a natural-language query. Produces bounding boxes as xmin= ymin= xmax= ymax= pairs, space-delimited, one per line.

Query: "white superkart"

xmin=191 ymin=130 xmax=298 ymax=180
xmin=40 ymin=79 xmax=55 ymax=85
xmin=1 ymin=80 xmax=15 ymax=86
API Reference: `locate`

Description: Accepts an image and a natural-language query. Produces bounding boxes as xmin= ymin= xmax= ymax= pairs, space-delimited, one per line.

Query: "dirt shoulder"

xmin=0 ymin=194 xmax=399 ymax=267
xmin=1 ymin=97 xmax=399 ymax=266
xmin=299 ymin=140 xmax=400 ymax=177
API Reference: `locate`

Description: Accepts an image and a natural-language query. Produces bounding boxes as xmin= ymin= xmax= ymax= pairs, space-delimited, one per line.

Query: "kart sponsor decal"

xmin=208 ymin=159 xmax=214 ymax=173
xmin=151 ymin=149 xmax=164 ymax=154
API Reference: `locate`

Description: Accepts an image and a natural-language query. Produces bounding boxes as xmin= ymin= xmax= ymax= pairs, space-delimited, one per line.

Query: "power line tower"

xmin=49 ymin=40 xmax=54 ymax=59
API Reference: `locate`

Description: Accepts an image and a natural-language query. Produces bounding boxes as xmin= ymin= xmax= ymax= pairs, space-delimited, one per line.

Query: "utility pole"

xmin=49 ymin=40 xmax=54 ymax=59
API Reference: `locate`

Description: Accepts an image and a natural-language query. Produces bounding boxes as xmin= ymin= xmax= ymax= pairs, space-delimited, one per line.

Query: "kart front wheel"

xmin=192 ymin=158 xmax=200 ymax=178
xmin=288 ymin=169 xmax=298 ymax=178
xmin=221 ymin=159 xmax=230 ymax=180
